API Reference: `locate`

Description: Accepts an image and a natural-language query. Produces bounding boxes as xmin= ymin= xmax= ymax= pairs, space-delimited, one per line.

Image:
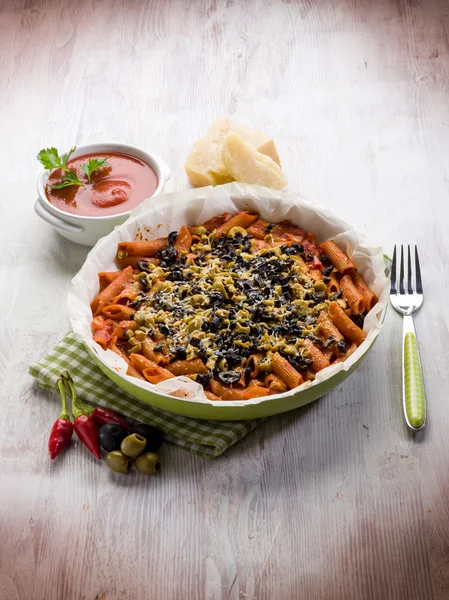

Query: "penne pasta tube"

xmin=117 ymin=238 xmax=167 ymax=257
xmin=332 ymin=342 xmax=358 ymax=364
xmin=215 ymin=211 xmax=258 ymax=236
xmin=319 ymin=241 xmax=355 ymax=274
xmin=102 ymin=304 xmax=135 ymax=320
xmin=129 ymin=353 xmax=157 ymax=374
xmin=116 ymin=255 xmax=160 ymax=269
xmin=246 ymin=353 xmax=264 ymax=378
xmin=271 ymin=352 xmax=303 ymax=389
xmin=209 ymin=379 xmax=250 ymax=401
xmin=351 ymin=270 xmax=377 ymax=310
xmin=110 ymin=344 xmax=146 ymax=380
xmin=204 ymin=391 xmax=222 ymax=401
xmin=99 ymin=271 xmax=121 ymax=291
xmin=112 ymin=320 xmax=137 ymax=339
xmin=91 ymin=266 xmax=134 ymax=316
xmin=167 ymin=359 xmax=208 ymax=376
xmin=196 ymin=213 xmax=230 ymax=233
xmin=302 ymin=339 xmax=331 ymax=372
xmin=141 ymin=339 xmax=165 ymax=364
xmin=317 ymin=312 xmax=343 ymax=345
xmin=328 ymin=302 xmax=367 ymax=345
xmin=174 ymin=225 xmax=192 ymax=253
xmin=246 ymin=219 xmax=271 ymax=239
xmin=340 ymin=275 xmax=367 ymax=314
xmin=264 ymin=373 xmax=287 ymax=393
xmin=326 ymin=274 xmax=340 ymax=295
xmin=143 ymin=365 xmax=176 ymax=384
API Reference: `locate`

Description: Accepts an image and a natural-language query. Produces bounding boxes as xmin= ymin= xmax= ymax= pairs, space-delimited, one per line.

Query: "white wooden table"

xmin=1 ymin=1 xmax=449 ymax=598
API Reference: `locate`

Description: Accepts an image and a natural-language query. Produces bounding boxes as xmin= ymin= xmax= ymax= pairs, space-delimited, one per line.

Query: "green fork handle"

xmin=403 ymin=315 xmax=426 ymax=430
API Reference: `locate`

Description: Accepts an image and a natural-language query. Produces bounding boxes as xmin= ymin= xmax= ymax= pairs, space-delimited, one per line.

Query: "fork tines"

xmin=390 ymin=245 xmax=423 ymax=296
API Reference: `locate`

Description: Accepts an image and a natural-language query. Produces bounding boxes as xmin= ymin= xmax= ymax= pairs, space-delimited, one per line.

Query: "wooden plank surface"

xmin=1 ymin=0 xmax=449 ymax=598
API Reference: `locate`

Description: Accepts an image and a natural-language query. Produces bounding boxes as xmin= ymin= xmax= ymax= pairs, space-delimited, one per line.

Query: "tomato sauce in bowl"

xmin=46 ymin=152 xmax=158 ymax=217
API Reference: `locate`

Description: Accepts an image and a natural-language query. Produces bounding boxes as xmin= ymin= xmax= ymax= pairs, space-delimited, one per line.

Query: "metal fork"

xmin=390 ymin=245 xmax=426 ymax=430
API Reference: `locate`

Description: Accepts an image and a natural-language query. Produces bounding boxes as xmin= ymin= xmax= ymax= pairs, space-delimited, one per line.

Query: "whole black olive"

xmin=99 ymin=424 xmax=128 ymax=452
xmin=133 ymin=423 xmax=164 ymax=452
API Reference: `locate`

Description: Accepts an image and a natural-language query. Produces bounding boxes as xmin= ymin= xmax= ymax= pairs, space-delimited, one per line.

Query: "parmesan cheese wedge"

xmin=184 ymin=118 xmax=281 ymax=187
xmin=221 ymin=132 xmax=287 ymax=190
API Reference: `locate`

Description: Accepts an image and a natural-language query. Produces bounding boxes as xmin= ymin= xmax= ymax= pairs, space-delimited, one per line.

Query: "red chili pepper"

xmin=48 ymin=378 xmax=74 ymax=460
xmin=92 ymin=407 xmax=131 ymax=431
xmin=63 ymin=372 xmax=101 ymax=460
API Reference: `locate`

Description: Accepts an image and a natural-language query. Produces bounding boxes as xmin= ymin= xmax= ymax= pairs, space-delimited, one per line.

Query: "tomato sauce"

xmin=46 ymin=152 xmax=158 ymax=217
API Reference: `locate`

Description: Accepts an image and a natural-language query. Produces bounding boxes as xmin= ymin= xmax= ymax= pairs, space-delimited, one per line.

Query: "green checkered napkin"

xmin=29 ymin=332 xmax=263 ymax=458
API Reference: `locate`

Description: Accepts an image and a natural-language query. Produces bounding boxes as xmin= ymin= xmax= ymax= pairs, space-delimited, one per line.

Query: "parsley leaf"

xmin=51 ymin=170 xmax=83 ymax=189
xmin=37 ymin=146 xmax=77 ymax=171
xmin=60 ymin=146 xmax=77 ymax=168
xmin=80 ymin=156 xmax=110 ymax=184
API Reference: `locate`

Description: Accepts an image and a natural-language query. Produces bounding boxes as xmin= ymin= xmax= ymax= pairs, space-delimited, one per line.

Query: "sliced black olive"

xmin=196 ymin=372 xmax=213 ymax=387
xmin=306 ymin=334 xmax=324 ymax=346
xmin=264 ymin=222 xmax=275 ymax=233
xmin=322 ymin=277 xmax=331 ymax=284
xmin=158 ymin=323 xmax=171 ymax=336
xmin=320 ymin=253 xmax=330 ymax=264
xmin=336 ymin=339 xmax=347 ymax=353
xmin=209 ymin=316 xmax=221 ymax=332
xmin=322 ymin=265 xmax=334 ymax=277
xmin=175 ymin=345 xmax=187 ymax=360
xmin=157 ymin=244 xmax=178 ymax=264
xmin=139 ymin=274 xmax=148 ymax=288
xmin=168 ymin=231 xmax=178 ymax=245
xmin=350 ymin=313 xmax=365 ymax=329
xmin=323 ymin=336 xmax=335 ymax=348
xmin=218 ymin=371 xmax=241 ymax=386
xmin=209 ymin=291 xmax=225 ymax=306
xmin=137 ymin=259 xmax=152 ymax=273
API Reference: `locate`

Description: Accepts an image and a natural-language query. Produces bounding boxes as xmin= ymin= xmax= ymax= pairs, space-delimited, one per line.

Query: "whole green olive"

xmin=106 ymin=451 xmax=132 ymax=474
xmin=120 ymin=433 xmax=147 ymax=458
xmin=135 ymin=452 xmax=161 ymax=475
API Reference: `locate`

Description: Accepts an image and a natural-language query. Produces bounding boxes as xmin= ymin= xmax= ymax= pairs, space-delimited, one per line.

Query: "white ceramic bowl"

xmin=35 ymin=142 xmax=171 ymax=246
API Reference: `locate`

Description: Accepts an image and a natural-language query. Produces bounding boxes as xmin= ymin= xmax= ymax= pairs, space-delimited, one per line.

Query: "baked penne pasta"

xmin=328 ymin=302 xmax=367 ymax=345
xmin=302 ymin=339 xmax=331 ymax=372
xmin=351 ymin=270 xmax=377 ymax=310
xmin=117 ymin=238 xmax=167 ymax=258
xmin=116 ymin=255 xmax=160 ymax=269
xmin=90 ymin=212 xmax=374 ymax=400
xmin=167 ymin=359 xmax=208 ymax=376
xmin=319 ymin=241 xmax=355 ymax=274
xmin=91 ymin=266 xmax=134 ymax=316
xmin=215 ymin=211 xmax=258 ymax=236
xmin=272 ymin=352 xmax=303 ymax=390
xmin=110 ymin=344 xmax=146 ymax=380
xmin=142 ymin=364 xmax=176 ymax=384
xmin=264 ymin=373 xmax=288 ymax=393
xmin=102 ymin=304 xmax=135 ymax=320
xmin=174 ymin=225 xmax=192 ymax=253
xmin=340 ymin=275 xmax=367 ymax=314
xmin=99 ymin=271 xmax=121 ymax=291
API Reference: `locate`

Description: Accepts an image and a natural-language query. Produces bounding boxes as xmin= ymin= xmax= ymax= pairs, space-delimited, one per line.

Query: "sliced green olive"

xmin=135 ymin=452 xmax=161 ymax=475
xmin=120 ymin=433 xmax=147 ymax=458
xmin=106 ymin=451 xmax=132 ymax=474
